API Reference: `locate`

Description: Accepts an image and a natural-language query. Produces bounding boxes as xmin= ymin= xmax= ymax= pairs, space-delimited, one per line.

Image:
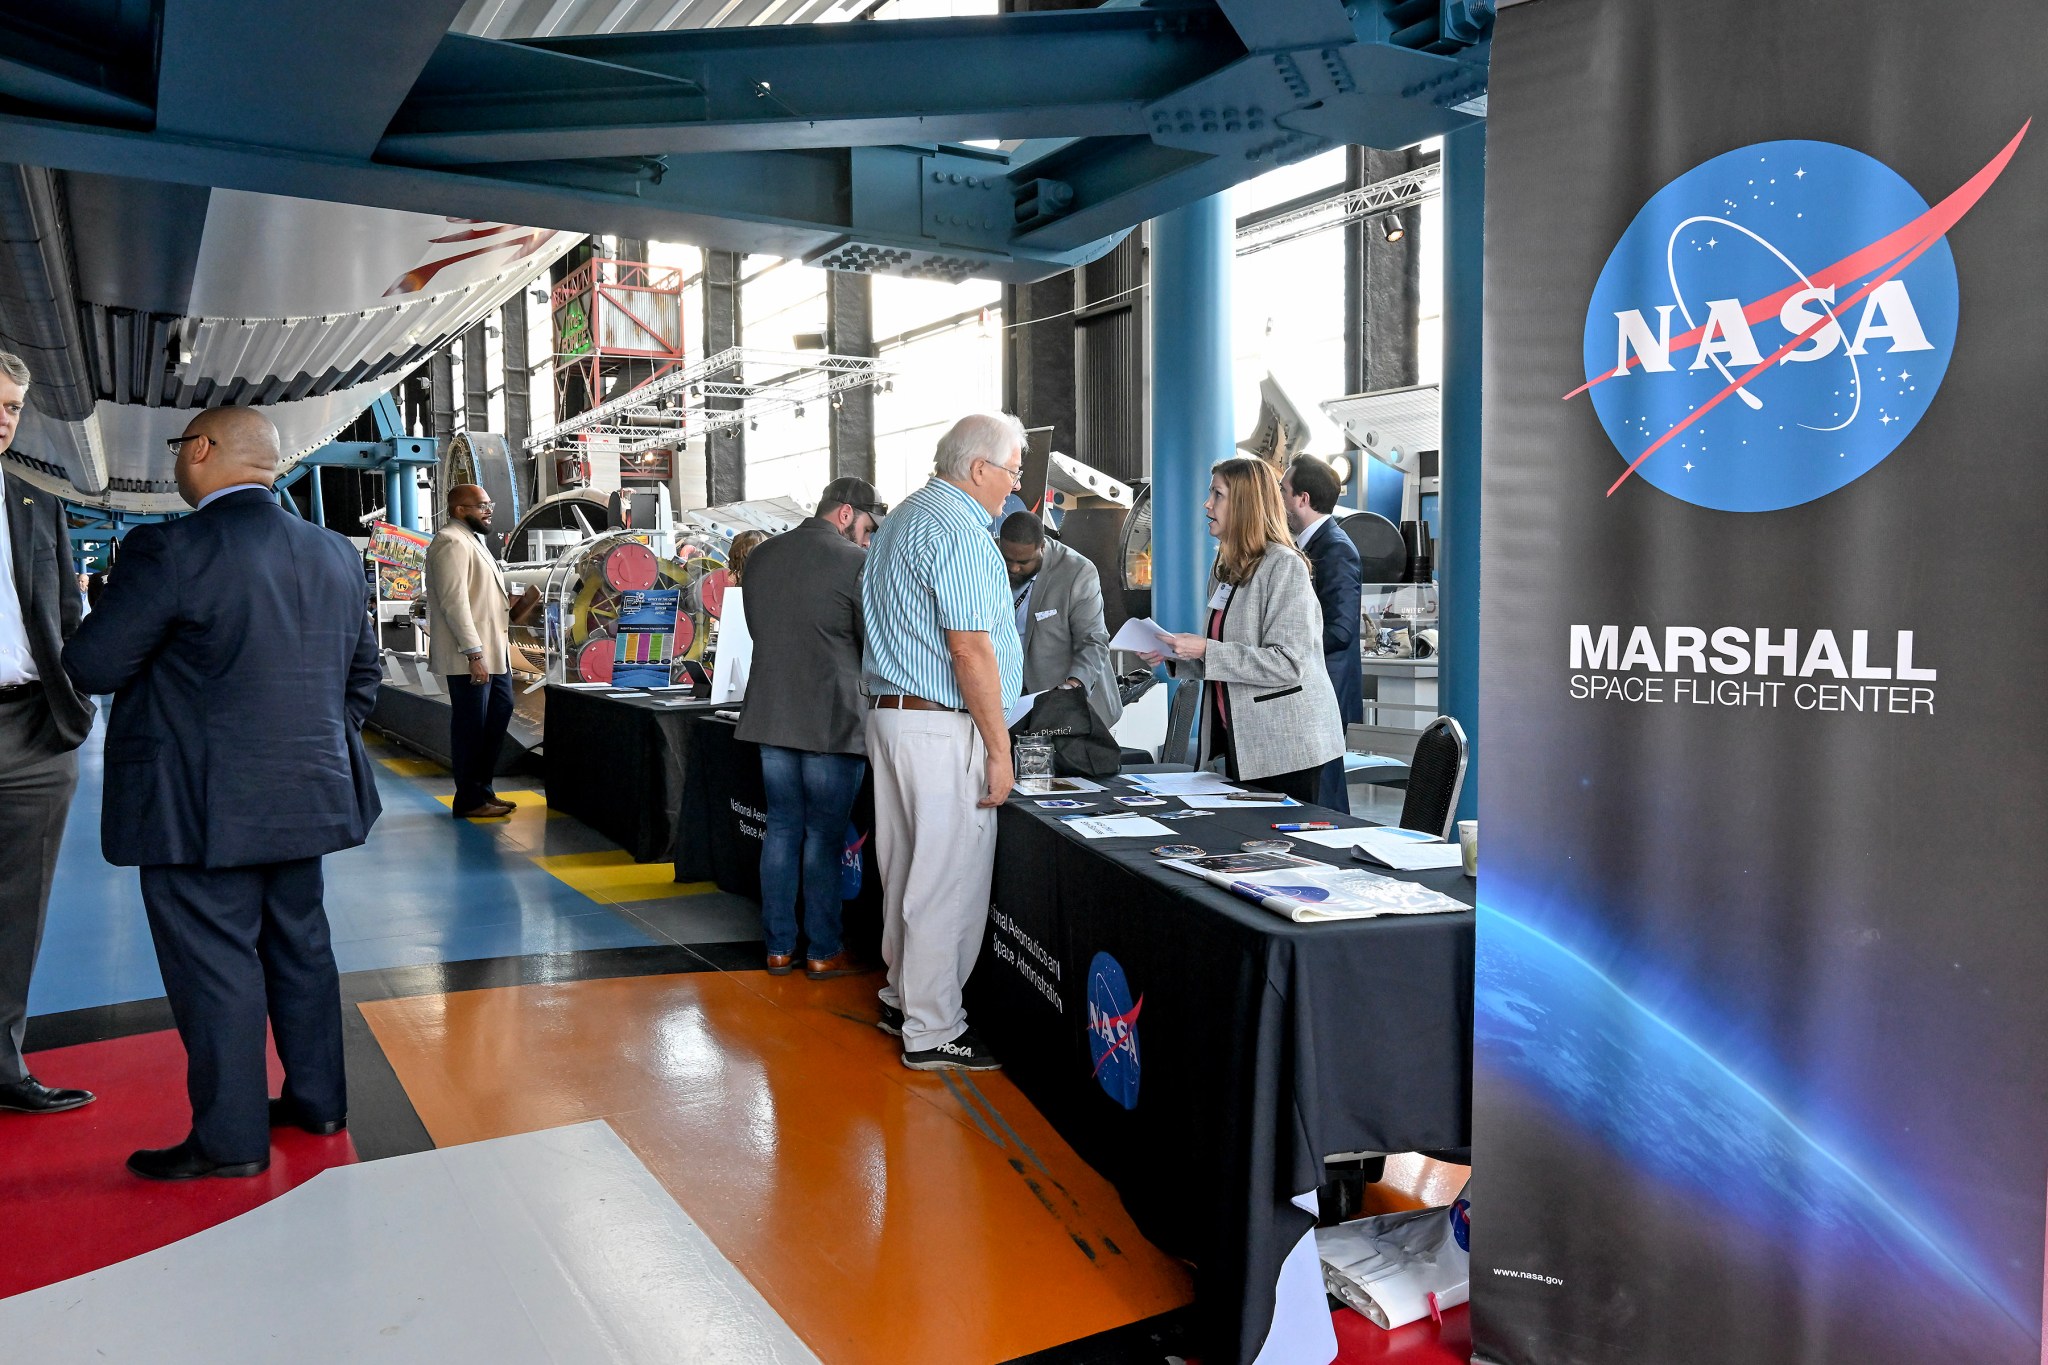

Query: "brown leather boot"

xmin=765 ymin=953 xmax=795 ymax=976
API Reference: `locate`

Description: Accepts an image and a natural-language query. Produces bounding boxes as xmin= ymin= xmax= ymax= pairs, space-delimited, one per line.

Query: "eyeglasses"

xmin=165 ymin=433 xmax=211 ymax=455
xmin=985 ymin=459 xmax=1023 ymax=489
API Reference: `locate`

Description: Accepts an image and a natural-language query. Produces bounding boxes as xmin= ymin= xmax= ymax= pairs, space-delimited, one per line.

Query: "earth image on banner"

xmin=1475 ymin=901 xmax=2040 ymax=1357
xmin=1580 ymin=138 xmax=1967 ymax=512
xmin=1086 ymin=951 xmax=1142 ymax=1110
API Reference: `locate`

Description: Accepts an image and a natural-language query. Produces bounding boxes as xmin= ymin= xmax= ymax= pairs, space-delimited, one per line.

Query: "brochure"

xmin=1298 ymin=825 xmax=1466 ymax=871
xmin=1161 ymin=860 xmax=1468 ymax=923
xmin=1063 ymin=814 xmax=1175 ymax=840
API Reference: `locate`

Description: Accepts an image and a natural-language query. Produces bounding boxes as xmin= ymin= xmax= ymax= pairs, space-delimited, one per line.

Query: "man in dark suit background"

xmin=0 ymin=351 xmax=97 ymax=1116
xmin=995 ymin=511 xmax=1122 ymax=730
xmin=64 ymin=405 xmax=381 ymax=1179
xmin=1282 ymin=457 xmax=1363 ymax=813
xmin=734 ymin=476 xmax=880 ymax=980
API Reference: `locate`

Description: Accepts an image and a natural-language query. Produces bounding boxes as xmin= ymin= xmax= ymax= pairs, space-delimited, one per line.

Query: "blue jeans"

xmin=758 ymin=746 xmax=865 ymax=959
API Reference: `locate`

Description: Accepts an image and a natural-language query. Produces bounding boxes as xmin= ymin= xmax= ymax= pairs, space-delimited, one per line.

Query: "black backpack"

xmin=1010 ymin=685 xmax=1121 ymax=778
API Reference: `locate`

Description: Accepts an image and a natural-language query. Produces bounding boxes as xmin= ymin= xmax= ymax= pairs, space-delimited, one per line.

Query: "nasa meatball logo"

xmin=1085 ymin=951 xmax=1143 ymax=1111
xmin=1573 ymin=126 xmax=2027 ymax=511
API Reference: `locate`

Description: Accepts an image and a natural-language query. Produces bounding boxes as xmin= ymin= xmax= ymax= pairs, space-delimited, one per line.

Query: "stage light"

xmin=1382 ymin=213 xmax=1406 ymax=244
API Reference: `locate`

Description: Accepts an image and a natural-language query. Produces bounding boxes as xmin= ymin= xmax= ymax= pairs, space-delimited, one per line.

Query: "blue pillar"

xmin=384 ymin=465 xmax=406 ymax=530
xmin=398 ymin=467 xmax=420 ymax=531
xmin=1438 ymin=124 xmax=1485 ymax=825
xmin=1148 ymin=196 xmax=1234 ymax=639
xmin=308 ymin=466 xmax=325 ymax=528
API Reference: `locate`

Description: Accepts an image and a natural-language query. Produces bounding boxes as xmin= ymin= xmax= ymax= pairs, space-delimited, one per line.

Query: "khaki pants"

xmin=865 ymin=708 xmax=998 ymax=1052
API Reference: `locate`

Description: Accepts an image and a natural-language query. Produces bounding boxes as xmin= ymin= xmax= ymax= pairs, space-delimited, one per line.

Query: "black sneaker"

xmin=876 ymin=1003 xmax=905 ymax=1037
xmin=902 ymin=1029 xmax=1001 ymax=1072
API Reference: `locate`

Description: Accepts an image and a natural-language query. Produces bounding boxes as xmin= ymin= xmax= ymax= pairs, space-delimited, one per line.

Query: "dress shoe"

xmin=269 ymin=1096 xmax=347 ymax=1136
xmin=804 ymin=950 xmax=863 ymax=981
xmin=451 ymin=799 xmax=515 ymax=819
xmin=0 ymin=1075 xmax=96 ymax=1114
xmin=765 ymin=953 xmax=795 ymax=975
xmin=127 ymin=1140 xmax=268 ymax=1181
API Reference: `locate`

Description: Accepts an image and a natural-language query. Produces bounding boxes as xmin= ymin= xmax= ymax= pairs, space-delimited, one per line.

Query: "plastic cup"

xmin=1457 ymin=820 xmax=1478 ymax=878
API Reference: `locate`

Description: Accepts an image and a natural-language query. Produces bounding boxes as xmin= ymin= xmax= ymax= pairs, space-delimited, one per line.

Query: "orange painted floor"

xmin=361 ymin=968 xmax=1196 ymax=1365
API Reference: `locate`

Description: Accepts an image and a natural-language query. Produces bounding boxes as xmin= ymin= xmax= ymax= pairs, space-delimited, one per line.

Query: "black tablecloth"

xmin=542 ymin=686 xmax=721 ymax=872
xmin=677 ymin=712 xmax=883 ymax=961
xmin=967 ymin=783 xmax=1474 ymax=1365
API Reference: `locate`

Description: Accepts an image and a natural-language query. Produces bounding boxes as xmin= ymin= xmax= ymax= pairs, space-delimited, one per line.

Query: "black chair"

xmin=1397 ymin=715 xmax=1467 ymax=840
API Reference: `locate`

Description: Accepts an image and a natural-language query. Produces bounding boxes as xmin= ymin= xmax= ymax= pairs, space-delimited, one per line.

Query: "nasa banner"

xmin=1474 ymin=3 xmax=2048 ymax=1364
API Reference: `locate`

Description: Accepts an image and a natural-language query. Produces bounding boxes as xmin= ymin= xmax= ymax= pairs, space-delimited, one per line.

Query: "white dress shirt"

xmin=1294 ymin=512 xmax=1330 ymax=552
xmin=197 ymin=481 xmax=274 ymax=510
xmin=0 ymin=500 xmax=39 ymax=684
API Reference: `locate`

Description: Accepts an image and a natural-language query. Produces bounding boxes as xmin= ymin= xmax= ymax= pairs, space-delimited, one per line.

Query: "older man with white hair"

xmin=861 ymin=413 xmax=1025 ymax=1070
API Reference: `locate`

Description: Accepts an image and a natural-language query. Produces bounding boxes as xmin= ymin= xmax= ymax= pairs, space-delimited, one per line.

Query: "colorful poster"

xmin=1475 ymin=3 xmax=2046 ymax=1364
xmin=611 ymin=588 xmax=682 ymax=688
xmin=368 ymin=521 xmax=430 ymax=601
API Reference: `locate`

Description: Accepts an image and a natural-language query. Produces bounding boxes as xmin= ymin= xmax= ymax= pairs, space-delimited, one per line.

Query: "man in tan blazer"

xmin=425 ymin=484 xmax=533 ymax=818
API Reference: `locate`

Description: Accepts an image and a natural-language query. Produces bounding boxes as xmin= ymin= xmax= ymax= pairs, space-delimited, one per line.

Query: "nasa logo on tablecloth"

xmin=1085 ymin=951 xmax=1143 ymax=1111
xmin=1576 ymin=128 xmax=2027 ymax=511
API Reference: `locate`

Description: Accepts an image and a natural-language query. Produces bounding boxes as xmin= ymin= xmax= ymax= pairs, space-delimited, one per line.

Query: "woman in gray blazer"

xmin=1143 ymin=457 xmax=1345 ymax=803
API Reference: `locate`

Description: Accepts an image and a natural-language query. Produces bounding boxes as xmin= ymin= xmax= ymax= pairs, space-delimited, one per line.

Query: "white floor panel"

xmin=1 ymin=1121 xmax=820 ymax=1365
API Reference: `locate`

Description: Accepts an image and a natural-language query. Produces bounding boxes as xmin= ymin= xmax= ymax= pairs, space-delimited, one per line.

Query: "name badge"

xmin=1034 ymin=608 xmax=1059 ymax=621
xmin=1208 ymin=584 xmax=1233 ymax=610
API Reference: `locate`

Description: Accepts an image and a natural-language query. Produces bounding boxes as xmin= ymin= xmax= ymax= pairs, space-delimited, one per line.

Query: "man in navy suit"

xmin=1282 ymin=457 xmax=1363 ymax=814
xmin=64 ymin=406 xmax=381 ymax=1179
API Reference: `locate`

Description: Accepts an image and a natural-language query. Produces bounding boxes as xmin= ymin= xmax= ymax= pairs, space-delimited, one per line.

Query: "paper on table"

xmin=556 ymin=681 xmax=611 ymax=689
xmin=1161 ymin=860 xmax=1467 ymax=922
xmin=1005 ymin=690 xmax=1044 ymax=728
xmin=1336 ymin=826 xmax=1466 ymax=871
xmin=1126 ymin=772 xmax=1242 ymax=796
xmin=1182 ymin=792 xmax=1300 ymax=809
xmin=1014 ymin=776 xmax=1106 ymax=795
xmin=1108 ymin=616 xmax=1175 ymax=654
xmin=1064 ymin=814 xmax=1175 ymax=840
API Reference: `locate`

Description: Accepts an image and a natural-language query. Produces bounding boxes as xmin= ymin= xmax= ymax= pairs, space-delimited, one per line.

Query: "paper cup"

xmin=1457 ymin=820 xmax=1478 ymax=878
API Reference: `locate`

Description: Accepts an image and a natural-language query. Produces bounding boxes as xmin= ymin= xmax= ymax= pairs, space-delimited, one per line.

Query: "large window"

xmin=1231 ymin=149 xmax=1352 ymax=461
xmin=872 ymin=275 xmax=1003 ymax=502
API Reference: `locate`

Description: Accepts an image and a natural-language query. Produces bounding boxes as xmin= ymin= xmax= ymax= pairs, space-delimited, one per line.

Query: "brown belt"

xmin=869 ymin=693 xmax=964 ymax=713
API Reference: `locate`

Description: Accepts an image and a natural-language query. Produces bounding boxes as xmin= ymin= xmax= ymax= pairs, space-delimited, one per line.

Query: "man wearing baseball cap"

xmin=734 ymin=476 xmax=884 ymax=977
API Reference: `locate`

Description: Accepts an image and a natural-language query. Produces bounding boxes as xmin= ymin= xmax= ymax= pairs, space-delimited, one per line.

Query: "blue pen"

xmin=1271 ymin=822 xmax=1337 ymax=832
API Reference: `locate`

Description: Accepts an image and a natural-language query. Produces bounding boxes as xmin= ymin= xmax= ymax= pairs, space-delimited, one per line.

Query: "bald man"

xmin=64 ymin=406 xmax=382 ymax=1180
xmin=423 ymin=483 xmax=532 ymax=818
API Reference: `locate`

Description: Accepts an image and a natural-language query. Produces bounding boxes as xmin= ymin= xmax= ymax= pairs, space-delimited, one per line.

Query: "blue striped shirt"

xmin=862 ymin=477 xmax=1022 ymax=709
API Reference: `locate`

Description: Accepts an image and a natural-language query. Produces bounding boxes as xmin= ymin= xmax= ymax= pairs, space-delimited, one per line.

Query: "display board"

xmin=368 ymin=521 xmax=430 ymax=601
xmin=1476 ymin=3 xmax=2047 ymax=1363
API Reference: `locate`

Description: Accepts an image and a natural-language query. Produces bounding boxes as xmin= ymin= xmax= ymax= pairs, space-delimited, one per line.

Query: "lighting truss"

xmin=1234 ymin=163 xmax=1443 ymax=257
xmin=522 ymin=346 xmax=895 ymax=454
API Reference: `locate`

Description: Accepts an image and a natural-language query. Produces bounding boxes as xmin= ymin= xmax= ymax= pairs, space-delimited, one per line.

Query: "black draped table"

xmin=967 ymin=781 xmax=1474 ymax=1365
xmin=542 ymin=685 xmax=721 ymax=873
xmin=677 ymin=711 xmax=884 ymax=961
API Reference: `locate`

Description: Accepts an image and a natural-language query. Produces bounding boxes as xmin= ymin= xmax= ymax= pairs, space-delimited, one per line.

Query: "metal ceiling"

xmin=0 ymin=1 xmax=1493 ymax=286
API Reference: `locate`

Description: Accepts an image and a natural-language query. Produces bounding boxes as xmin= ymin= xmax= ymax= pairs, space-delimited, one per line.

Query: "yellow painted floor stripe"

xmin=531 ymin=849 xmax=708 ymax=903
xmin=380 ymin=756 xmax=446 ymax=778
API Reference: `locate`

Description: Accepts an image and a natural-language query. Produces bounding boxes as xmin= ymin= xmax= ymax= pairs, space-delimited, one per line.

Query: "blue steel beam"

xmin=0 ymin=1 xmax=1489 ymax=286
xmin=157 ymin=0 xmax=468 ymax=159
xmin=1437 ymin=122 xmax=1483 ymax=826
xmin=378 ymin=12 xmax=1244 ymax=165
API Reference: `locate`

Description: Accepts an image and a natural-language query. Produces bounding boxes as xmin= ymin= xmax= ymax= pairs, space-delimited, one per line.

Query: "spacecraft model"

xmin=0 ymin=166 xmax=579 ymax=514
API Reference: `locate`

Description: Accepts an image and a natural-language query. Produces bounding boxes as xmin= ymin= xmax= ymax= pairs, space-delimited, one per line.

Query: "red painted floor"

xmin=0 ymin=1029 xmax=356 ymax=1298
xmin=1333 ymin=1303 xmax=1470 ymax=1364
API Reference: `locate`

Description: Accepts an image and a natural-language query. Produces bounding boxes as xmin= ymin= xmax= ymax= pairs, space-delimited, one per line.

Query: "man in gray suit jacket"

xmin=996 ymin=512 xmax=1121 ymax=729
xmin=0 ymin=352 xmax=96 ymax=1115
xmin=735 ymin=476 xmax=883 ymax=980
